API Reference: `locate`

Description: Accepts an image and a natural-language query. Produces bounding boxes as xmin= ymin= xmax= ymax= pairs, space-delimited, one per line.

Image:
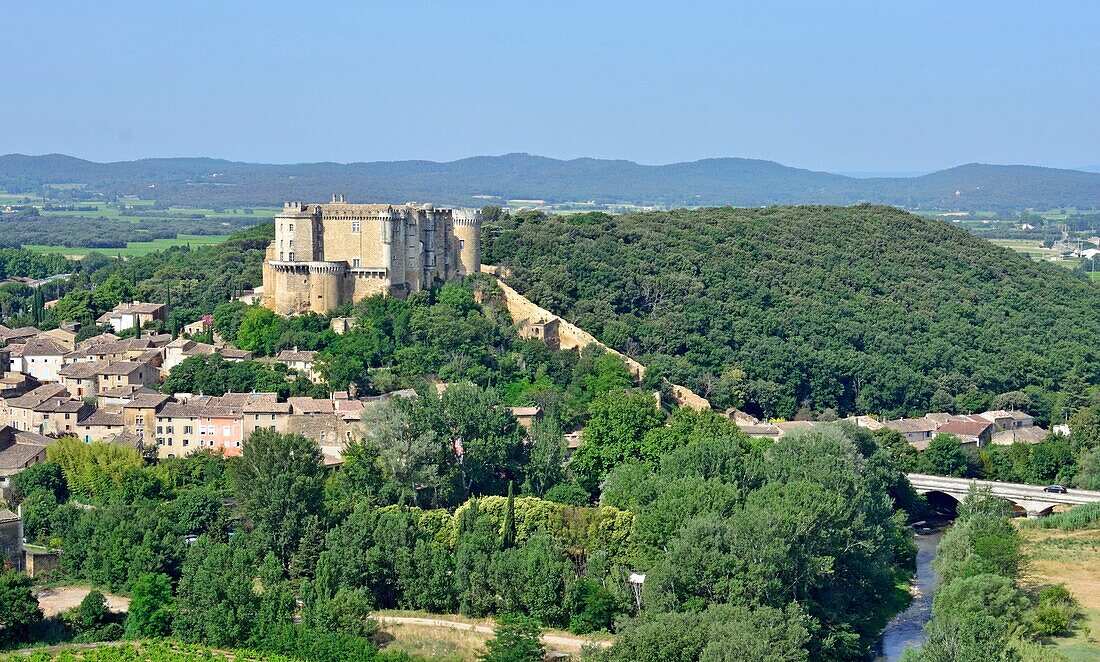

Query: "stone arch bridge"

xmin=907 ymin=473 xmax=1100 ymax=518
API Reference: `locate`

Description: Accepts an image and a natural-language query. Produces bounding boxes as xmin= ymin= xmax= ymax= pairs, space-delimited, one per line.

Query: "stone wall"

xmin=486 ymin=268 xmax=711 ymax=411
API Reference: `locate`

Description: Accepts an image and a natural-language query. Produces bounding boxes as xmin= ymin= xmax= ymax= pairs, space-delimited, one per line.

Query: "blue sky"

xmin=2 ymin=1 xmax=1098 ymax=171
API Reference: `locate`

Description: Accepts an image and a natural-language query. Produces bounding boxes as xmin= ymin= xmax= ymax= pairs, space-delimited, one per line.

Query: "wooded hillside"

xmin=486 ymin=205 xmax=1100 ymax=420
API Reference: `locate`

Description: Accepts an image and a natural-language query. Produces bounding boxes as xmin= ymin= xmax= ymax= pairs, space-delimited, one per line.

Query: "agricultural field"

xmin=23 ymin=235 xmax=229 ymax=258
xmin=990 ymin=238 xmax=1062 ymax=260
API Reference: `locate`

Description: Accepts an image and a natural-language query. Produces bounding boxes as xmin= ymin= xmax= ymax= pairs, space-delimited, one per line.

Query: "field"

xmin=1020 ymin=527 xmax=1100 ymax=660
xmin=990 ymin=238 xmax=1062 ymax=260
xmin=23 ymin=235 xmax=229 ymax=258
xmin=373 ymin=610 xmax=612 ymax=660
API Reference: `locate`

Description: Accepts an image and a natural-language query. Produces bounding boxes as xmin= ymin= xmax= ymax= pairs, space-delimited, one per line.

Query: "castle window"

xmin=289 ymin=252 xmax=295 ymax=261
xmin=352 ymin=258 xmax=361 ymax=268
xmin=288 ymin=223 xmax=294 ymax=231
xmin=352 ymin=221 xmax=361 ymax=233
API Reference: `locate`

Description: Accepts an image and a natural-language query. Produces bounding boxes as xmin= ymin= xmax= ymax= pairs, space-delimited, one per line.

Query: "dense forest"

xmin=485 ymin=205 xmax=1100 ymax=421
xmin=4 ymin=153 xmax=1100 ymax=211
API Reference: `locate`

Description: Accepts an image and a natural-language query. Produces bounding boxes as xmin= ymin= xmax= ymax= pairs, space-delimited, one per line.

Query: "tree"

xmin=478 ymin=613 xmax=545 ymax=662
xmin=235 ymin=306 xmax=283 ymax=356
xmin=500 ymin=481 xmax=517 ymax=551
xmin=0 ymin=569 xmax=42 ymax=648
xmin=360 ymin=399 xmax=443 ymax=505
xmin=522 ymin=417 xmax=565 ymax=497
xmin=919 ymin=435 xmax=970 ymax=477
xmin=11 ymin=460 xmax=68 ymax=504
xmin=230 ymin=431 xmax=324 ymax=567
xmin=126 ymin=572 xmax=175 ymax=638
xmin=172 ymin=536 xmax=259 ymax=647
xmin=570 ymin=389 xmax=665 ymax=495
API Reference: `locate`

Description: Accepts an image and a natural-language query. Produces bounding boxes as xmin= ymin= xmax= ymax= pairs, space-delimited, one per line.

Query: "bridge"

xmin=906 ymin=473 xmax=1100 ymax=518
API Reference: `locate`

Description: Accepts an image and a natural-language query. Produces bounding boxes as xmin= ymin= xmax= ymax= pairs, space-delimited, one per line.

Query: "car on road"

xmin=1043 ymin=485 xmax=1069 ymax=494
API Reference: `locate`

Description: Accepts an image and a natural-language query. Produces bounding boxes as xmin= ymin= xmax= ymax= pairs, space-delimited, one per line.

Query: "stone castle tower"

xmin=261 ymin=196 xmax=481 ymax=315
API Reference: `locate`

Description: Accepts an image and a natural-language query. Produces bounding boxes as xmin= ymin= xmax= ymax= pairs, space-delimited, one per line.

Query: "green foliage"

xmin=161 ymin=354 xmax=309 ymax=399
xmin=11 ymin=461 xmax=68 ymax=504
xmin=489 ymin=205 xmax=1100 ymax=419
xmin=591 ymin=603 xmax=812 ymax=662
xmin=125 ymin=572 xmax=175 ymax=638
xmin=0 ymin=569 xmax=42 ymax=648
xmin=230 ymin=431 xmax=324 ymax=567
xmin=1023 ymin=502 xmax=1100 ymax=530
xmin=919 ymin=435 xmax=971 ymax=477
xmin=46 ymin=437 xmax=145 ymax=503
xmin=478 ymin=613 xmax=544 ymax=662
xmin=571 ymin=389 xmax=666 ymax=495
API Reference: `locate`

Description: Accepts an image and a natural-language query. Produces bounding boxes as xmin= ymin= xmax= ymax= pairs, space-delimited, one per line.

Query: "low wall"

xmin=485 ymin=267 xmax=710 ymax=411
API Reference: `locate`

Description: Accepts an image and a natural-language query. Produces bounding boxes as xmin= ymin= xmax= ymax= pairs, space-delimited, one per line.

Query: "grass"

xmin=1020 ymin=526 xmax=1100 ymax=660
xmin=378 ymin=622 xmax=485 ymax=661
xmin=25 ymin=234 xmax=229 ymax=258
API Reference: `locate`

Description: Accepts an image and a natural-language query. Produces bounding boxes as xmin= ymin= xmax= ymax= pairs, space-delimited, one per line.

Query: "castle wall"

xmin=490 ymin=273 xmax=712 ymax=412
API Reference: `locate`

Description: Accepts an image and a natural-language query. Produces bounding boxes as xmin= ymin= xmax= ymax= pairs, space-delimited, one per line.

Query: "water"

xmin=876 ymin=529 xmax=944 ymax=660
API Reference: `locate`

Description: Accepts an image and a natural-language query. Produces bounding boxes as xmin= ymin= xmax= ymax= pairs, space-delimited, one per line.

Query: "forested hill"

xmin=484 ymin=205 xmax=1100 ymax=420
xmin=4 ymin=153 xmax=1100 ymax=211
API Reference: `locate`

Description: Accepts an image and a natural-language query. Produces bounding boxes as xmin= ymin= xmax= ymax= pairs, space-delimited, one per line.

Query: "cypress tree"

xmin=500 ymin=481 xmax=516 ymax=550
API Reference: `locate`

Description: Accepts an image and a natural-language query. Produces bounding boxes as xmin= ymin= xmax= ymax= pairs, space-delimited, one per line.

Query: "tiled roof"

xmin=17 ymin=336 xmax=68 ymax=357
xmin=121 ymin=393 xmax=171 ymax=410
xmin=5 ymin=383 xmax=69 ymax=409
xmin=59 ymin=361 xmax=108 ymax=379
xmin=79 ymin=409 xmax=125 ymax=427
xmin=936 ymin=420 xmax=993 ymax=437
xmin=288 ymin=397 xmax=333 ymax=414
xmin=277 ymin=349 xmax=317 ymax=363
xmin=885 ymin=418 xmax=937 ymax=434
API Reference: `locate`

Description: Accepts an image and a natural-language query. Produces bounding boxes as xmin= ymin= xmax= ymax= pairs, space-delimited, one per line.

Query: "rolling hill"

xmin=484 ymin=204 xmax=1100 ymax=420
xmin=3 ymin=153 xmax=1100 ymax=211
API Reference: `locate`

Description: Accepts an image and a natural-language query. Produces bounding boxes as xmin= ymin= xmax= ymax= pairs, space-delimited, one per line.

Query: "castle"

xmin=261 ymin=196 xmax=481 ymax=314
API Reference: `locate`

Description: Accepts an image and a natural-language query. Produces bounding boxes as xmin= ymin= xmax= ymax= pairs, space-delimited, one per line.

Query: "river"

xmin=876 ymin=529 xmax=944 ymax=660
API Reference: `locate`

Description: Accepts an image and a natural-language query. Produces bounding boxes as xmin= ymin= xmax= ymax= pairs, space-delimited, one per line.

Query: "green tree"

xmin=230 ymin=431 xmax=324 ymax=567
xmin=500 ymin=481 xmax=516 ymax=551
xmin=235 ymin=306 xmax=284 ymax=356
xmin=570 ymin=389 xmax=665 ymax=495
xmin=126 ymin=572 xmax=175 ymax=638
xmin=919 ymin=435 xmax=970 ymax=477
xmin=478 ymin=613 xmax=545 ymax=662
xmin=0 ymin=569 xmax=42 ymax=648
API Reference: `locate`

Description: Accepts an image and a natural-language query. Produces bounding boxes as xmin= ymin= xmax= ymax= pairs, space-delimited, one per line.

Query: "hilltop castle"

xmin=261 ymin=196 xmax=481 ymax=315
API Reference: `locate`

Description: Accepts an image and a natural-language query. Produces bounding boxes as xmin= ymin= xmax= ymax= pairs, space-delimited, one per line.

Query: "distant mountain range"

xmin=2 ymin=153 xmax=1100 ymax=212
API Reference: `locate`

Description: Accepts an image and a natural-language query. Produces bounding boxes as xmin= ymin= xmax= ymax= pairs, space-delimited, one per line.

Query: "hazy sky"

xmin=3 ymin=1 xmax=1098 ymax=172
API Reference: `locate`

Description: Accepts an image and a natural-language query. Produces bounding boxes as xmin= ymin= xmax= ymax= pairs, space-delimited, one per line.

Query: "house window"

xmin=157 ymin=426 xmax=163 ymax=434
xmin=183 ymin=439 xmax=189 ymax=446
xmin=136 ymin=416 xmax=144 ymax=426
xmin=269 ymin=425 xmax=275 ymax=431
xmin=320 ymin=432 xmax=326 ymax=443
xmin=270 ymin=414 xmax=276 ymax=420
xmin=223 ymin=425 xmax=230 ymax=436
xmin=184 ymin=425 xmax=192 ymax=434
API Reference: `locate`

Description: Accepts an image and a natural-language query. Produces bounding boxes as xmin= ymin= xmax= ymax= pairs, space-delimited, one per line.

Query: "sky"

xmin=2 ymin=1 xmax=1098 ymax=172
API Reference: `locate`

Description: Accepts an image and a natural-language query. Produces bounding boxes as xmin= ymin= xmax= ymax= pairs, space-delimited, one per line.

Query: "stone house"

xmin=977 ymin=410 xmax=1034 ymax=432
xmin=276 ymin=348 xmax=322 ymax=383
xmin=934 ymin=419 xmax=994 ymax=448
xmin=0 ymin=383 xmax=70 ymax=432
xmin=96 ymin=302 xmax=167 ymax=334
xmin=0 ymin=426 xmax=53 ymax=500
xmin=509 ymin=406 xmax=543 ymax=430
xmin=76 ymin=408 xmax=127 ymax=443
xmin=10 ymin=336 xmax=68 ymax=383
xmin=884 ymin=417 xmax=938 ymax=449
xmin=0 ymin=507 xmax=23 ymax=571
xmin=33 ymin=397 xmax=91 ymax=436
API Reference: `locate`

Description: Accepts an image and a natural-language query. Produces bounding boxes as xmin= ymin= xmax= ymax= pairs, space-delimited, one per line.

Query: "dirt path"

xmin=373 ymin=614 xmax=612 ymax=652
xmin=35 ymin=586 xmax=130 ymax=618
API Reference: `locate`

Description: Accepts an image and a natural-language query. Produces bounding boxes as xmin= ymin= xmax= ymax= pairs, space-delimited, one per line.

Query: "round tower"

xmin=452 ymin=208 xmax=482 ymax=276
